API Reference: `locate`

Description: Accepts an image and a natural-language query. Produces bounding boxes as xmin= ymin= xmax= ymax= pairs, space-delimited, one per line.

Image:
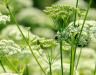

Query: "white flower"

xmin=0 ymin=39 xmax=21 ymax=56
xmin=63 ymin=20 xmax=96 ymax=46
xmin=0 ymin=15 xmax=10 ymax=24
xmin=1 ymin=25 xmax=38 ymax=41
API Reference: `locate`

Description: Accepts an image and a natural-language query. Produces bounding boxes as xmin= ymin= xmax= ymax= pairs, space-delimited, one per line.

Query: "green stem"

xmin=0 ymin=60 xmax=6 ymax=72
xmin=49 ymin=60 xmax=52 ymax=75
xmin=74 ymin=0 xmax=92 ymax=69
xmin=48 ymin=49 xmax=52 ymax=75
xmin=5 ymin=56 xmax=18 ymax=73
xmin=70 ymin=37 xmax=76 ymax=75
xmin=5 ymin=4 xmax=46 ymax=75
xmin=48 ymin=48 xmax=52 ymax=75
xmin=70 ymin=0 xmax=79 ymax=75
xmin=78 ymin=0 xmax=92 ymax=39
xmin=60 ymin=34 xmax=63 ymax=75
xmin=1 ymin=51 xmax=18 ymax=72
xmin=58 ymin=18 xmax=64 ymax=75
xmin=74 ymin=0 xmax=79 ymax=27
xmin=75 ymin=48 xmax=82 ymax=70
xmin=94 ymin=63 xmax=96 ymax=75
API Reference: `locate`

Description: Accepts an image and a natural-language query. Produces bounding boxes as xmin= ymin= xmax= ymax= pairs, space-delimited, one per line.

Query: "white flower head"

xmin=0 ymin=15 xmax=10 ymax=25
xmin=0 ymin=39 xmax=21 ymax=56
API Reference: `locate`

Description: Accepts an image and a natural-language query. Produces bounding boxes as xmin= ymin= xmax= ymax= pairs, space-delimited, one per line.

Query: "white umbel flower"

xmin=1 ymin=25 xmax=39 ymax=41
xmin=0 ymin=39 xmax=21 ymax=56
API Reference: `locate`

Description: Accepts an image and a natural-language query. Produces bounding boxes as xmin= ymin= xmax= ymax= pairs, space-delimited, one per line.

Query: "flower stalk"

xmin=75 ymin=0 xmax=92 ymax=69
xmin=4 ymin=2 xmax=46 ymax=75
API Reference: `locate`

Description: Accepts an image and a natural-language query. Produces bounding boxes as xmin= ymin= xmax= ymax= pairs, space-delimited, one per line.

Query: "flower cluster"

xmin=30 ymin=38 xmax=57 ymax=50
xmin=0 ymin=13 xmax=10 ymax=25
xmin=0 ymin=39 xmax=21 ymax=56
xmin=1 ymin=25 xmax=38 ymax=41
xmin=62 ymin=20 xmax=96 ymax=46
xmin=44 ymin=5 xmax=85 ymax=26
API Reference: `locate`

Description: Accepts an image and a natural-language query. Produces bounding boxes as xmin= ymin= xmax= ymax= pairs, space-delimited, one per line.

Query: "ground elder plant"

xmin=0 ymin=0 xmax=95 ymax=75
xmin=44 ymin=0 xmax=95 ymax=75
xmin=44 ymin=4 xmax=86 ymax=75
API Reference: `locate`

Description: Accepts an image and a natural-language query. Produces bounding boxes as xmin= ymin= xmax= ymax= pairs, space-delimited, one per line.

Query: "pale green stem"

xmin=75 ymin=48 xmax=82 ymax=70
xmin=94 ymin=63 xmax=96 ymax=75
xmin=60 ymin=33 xmax=63 ymax=75
xmin=0 ymin=60 xmax=6 ymax=72
xmin=49 ymin=49 xmax=52 ymax=75
xmin=70 ymin=0 xmax=79 ymax=75
xmin=5 ymin=3 xmax=46 ymax=75
xmin=74 ymin=0 xmax=92 ymax=69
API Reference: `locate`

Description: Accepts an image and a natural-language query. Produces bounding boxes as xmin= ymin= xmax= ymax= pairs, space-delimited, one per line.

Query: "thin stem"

xmin=78 ymin=0 xmax=92 ymax=39
xmin=70 ymin=38 xmax=76 ymax=75
xmin=0 ymin=51 xmax=18 ymax=72
xmin=74 ymin=0 xmax=92 ymax=69
xmin=0 ymin=60 xmax=6 ymax=72
xmin=47 ymin=48 xmax=52 ymax=75
xmin=74 ymin=0 xmax=79 ymax=27
xmin=75 ymin=48 xmax=82 ymax=70
xmin=5 ymin=56 xmax=18 ymax=73
xmin=28 ymin=30 xmax=30 ymax=45
xmin=5 ymin=4 xmax=46 ymax=75
xmin=94 ymin=63 xmax=96 ymax=75
xmin=49 ymin=58 xmax=52 ymax=75
xmin=52 ymin=53 xmax=59 ymax=64
xmin=70 ymin=0 xmax=79 ymax=75
xmin=60 ymin=35 xmax=63 ymax=75
xmin=49 ymin=49 xmax=52 ymax=75
xmin=58 ymin=18 xmax=64 ymax=75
